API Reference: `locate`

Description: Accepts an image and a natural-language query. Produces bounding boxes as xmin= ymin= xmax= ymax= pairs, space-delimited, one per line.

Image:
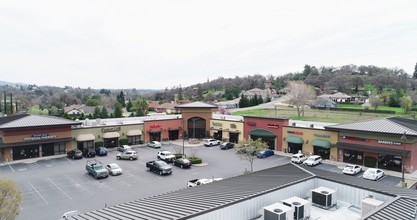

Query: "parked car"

xmin=342 ymin=164 xmax=362 ymax=175
xmin=117 ymin=145 xmax=132 ymax=152
xmin=220 ymin=142 xmax=235 ymax=150
xmin=105 ymin=163 xmax=123 ymax=176
xmin=363 ymin=168 xmax=384 ymax=181
xmin=146 ymin=160 xmax=173 ymax=175
xmin=85 ymin=159 xmax=109 ymax=179
xmin=187 ymin=178 xmax=223 ymax=187
xmin=116 ymin=150 xmax=138 ymax=160
xmin=67 ymin=150 xmax=83 ymax=159
xmin=256 ymin=149 xmax=274 ymax=158
xmin=148 ymin=141 xmax=162 ymax=149
xmin=82 ymin=148 xmax=96 ymax=158
xmin=157 ymin=150 xmax=176 ymax=163
xmin=203 ymin=139 xmax=221 ymax=147
xmin=303 ymin=155 xmax=322 ymax=166
xmin=291 ymin=153 xmax=307 ymax=164
xmin=95 ymin=147 xmax=108 ymax=156
xmin=173 ymin=158 xmax=192 ymax=168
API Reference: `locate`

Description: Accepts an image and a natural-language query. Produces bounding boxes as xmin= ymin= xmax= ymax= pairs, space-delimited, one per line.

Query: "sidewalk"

xmin=274 ymin=150 xmax=417 ymax=189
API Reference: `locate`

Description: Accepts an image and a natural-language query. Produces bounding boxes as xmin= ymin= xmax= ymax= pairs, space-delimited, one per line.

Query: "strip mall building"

xmin=1 ymin=102 xmax=417 ymax=173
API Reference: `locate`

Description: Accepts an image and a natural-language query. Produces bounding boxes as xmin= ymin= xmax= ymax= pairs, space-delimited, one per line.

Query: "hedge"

xmin=119 ymin=138 xmax=128 ymax=145
xmin=94 ymin=141 xmax=104 ymax=148
xmin=188 ymin=157 xmax=202 ymax=164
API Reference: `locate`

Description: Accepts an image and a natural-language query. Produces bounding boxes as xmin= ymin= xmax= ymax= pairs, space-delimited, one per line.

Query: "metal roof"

xmin=68 ymin=164 xmax=417 ymax=220
xmin=0 ymin=114 xmax=81 ymax=129
xmin=325 ymin=117 xmax=417 ymax=136
xmin=363 ymin=197 xmax=417 ymax=220
xmin=175 ymin=102 xmax=217 ymax=108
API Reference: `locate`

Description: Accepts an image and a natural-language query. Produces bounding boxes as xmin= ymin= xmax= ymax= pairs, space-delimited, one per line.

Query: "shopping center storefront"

xmin=209 ymin=119 xmax=244 ymax=143
xmin=0 ymin=114 xmax=80 ymax=162
xmin=243 ymin=116 xmax=289 ymax=150
xmin=282 ymin=126 xmax=338 ymax=160
xmin=143 ymin=119 xmax=182 ymax=142
xmin=325 ymin=117 xmax=417 ymax=172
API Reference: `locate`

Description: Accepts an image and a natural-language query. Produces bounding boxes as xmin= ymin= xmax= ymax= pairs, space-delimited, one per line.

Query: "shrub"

xmin=174 ymin=153 xmax=183 ymax=159
xmin=188 ymin=157 xmax=202 ymax=164
xmin=119 ymin=138 xmax=128 ymax=145
xmin=94 ymin=141 xmax=104 ymax=148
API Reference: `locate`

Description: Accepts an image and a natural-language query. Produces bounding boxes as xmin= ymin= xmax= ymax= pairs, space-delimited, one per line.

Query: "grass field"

xmin=231 ymin=107 xmax=412 ymax=123
xmin=336 ymin=104 xmax=405 ymax=114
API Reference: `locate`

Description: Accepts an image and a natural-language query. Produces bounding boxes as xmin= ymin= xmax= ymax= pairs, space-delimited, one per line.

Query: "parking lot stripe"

xmin=28 ymin=181 xmax=48 ymax=205
xmin=65 ymin=175 xmax=94 ymax=196
xmin=48 ymin=178 xmax=72 ymax=200
xmin=8 ymin=164 xmax=15 ymax=172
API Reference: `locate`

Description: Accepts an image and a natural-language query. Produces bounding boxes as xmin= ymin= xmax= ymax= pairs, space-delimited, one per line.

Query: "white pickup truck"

xmin=187 ymin=177 xmax=223 ymax=187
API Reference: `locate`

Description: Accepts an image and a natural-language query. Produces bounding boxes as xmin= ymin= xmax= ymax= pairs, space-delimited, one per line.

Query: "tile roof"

xmin=325 ymin=117 xmax=417 ymax=136
xmin=0 ymin=114 xmax=81 ymax=129
xmin=175 ymin=101 xmax=217 ymax=108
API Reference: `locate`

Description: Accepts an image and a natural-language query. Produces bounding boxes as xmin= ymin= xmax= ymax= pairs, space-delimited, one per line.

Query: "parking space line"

xmin=48 ymin=178 xmax=72 ymax=200
xmin=8 ymin=164 xmax=15 ymax=172
xmin=65 ymin=175 xmax=93 ymax=196
xmin=28 ymin=181 xmax=48 ymax=205
xmin=64 ymin=157 xmax=73 ymax=163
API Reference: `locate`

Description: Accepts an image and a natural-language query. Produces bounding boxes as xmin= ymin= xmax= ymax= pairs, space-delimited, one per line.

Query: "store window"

xmin=54 ymin=142 xmax=66 ymax=155
xmin=378 ymin=155 xmax=402 ymax=172
xmin=128 ymin=136 xmax=142 ymax=145
xmin=343 ymin=149 xmax=363 ymax=165
xmin=77 ymin=140 xmax=94 ymax=150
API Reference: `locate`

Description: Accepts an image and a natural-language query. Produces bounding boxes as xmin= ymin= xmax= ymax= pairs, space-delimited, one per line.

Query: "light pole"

xmin=182 ymin=119 xmax=185 ymax=158
xmin=400 ymin=132 xmax=407 ymax=187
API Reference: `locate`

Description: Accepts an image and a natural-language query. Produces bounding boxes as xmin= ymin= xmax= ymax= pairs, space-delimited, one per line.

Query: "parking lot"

xmin=0 ymin=142 xmax=403 ymax=220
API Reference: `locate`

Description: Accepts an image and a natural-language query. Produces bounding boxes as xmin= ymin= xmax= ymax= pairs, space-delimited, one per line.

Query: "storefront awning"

xmin=76 ymin=134 xmax=95 ymax=142
xmin=336 ymin=142 xmax=410 ymax=157
xmin=312 ymin=139 xmax=331 ymax=149
xmin=249 ymin=129 xmax=276 ymax=138
xmin=127 ymin=130 xmax=142 ymax=136
xmin=286 ymin=136 xmax=304 ymax=144
xmin=228 ymin=130 xmax=240 ymax=134
xmin=102 ymin=132 xmax=120 ymax=139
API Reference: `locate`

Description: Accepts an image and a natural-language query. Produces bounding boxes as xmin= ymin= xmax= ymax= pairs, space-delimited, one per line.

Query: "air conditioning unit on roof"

xmin=262 ymin=202 xmax=293 ymax=220
xmin=282 ymin=196 xmax=311 ymax=220
xmin=361 ymin=197 xmax=384 ymax=217
xmin=311 ymin=186 xmax=337 ymax=209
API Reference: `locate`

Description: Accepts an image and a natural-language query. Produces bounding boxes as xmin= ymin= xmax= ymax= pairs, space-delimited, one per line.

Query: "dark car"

xmin=67 ymin=150 xmax=83 ymax=159
xmin=173 ymin=158 xmax=192 ymax=168
xmin=256 ymin=149 xmax=274 ymax=158
xmin=95 ymin=147 xmax=108 ymax=156
xmin=220 ymin=142 xmax=234 ymax=150
xmin=82 ymin=148 xmax=96 ymax=158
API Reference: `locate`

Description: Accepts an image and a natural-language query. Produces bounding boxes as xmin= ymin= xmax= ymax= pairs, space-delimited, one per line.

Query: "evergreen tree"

xmin=100 ymin=107 xmax=109 ymax=118
xmin=114 ymin=102 xmax=123 ymax=118
xmin=258 ymin=96 xmax=264 ymax=105
xmin=413 ymin=62 xmax=417 ymax=79
xmin=93 ymin=106 xmax=101 ymax=118
xmin=126 ymin=100 xmax=133 ymax=112
xmin=117 ymin=91 xmax=126 ymax=107
xmin=178 ymin=85 xmax=183 ymax=100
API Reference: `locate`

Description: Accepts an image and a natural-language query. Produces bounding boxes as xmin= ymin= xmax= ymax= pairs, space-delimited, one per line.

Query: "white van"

xmin=303 ymin=155 xmax=322 ymax=166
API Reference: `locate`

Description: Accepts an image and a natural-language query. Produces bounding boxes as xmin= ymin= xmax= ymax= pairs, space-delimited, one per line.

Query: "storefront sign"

xmin=230 ymin=124 xmax=237 ymax=129
xmin=102 ymin=127 xmax=121 ymax=132
xmin=150 ymin=125 xmax=161 ymax=129
xmin=378 ymin=140 xmax=401 ymax=145
xmin=24 ymin=133 xmax=57 ymax=141
xmin=212 ymin=122 xmax=222 ymax=127
xmin=314 ymin=134 xmax=330 ymax=138
xmin=342 ymin=136 xmax=367 ymax=141
xmin=287 ymin=131 xmax=303 ymax=135
xmin=247 ymin=122 xmax=256 ymax=126
xmin=267 ymin=123 xmax=279 ymax=128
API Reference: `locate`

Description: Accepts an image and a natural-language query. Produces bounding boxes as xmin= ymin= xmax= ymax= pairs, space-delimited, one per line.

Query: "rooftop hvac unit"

xmin=263 ymin=202 xmax=293 ymax=220
xmin=361 ymin=197 xmax=384 ymax=217
xmin=311 ymin=186 xmax=337 ymax=209
xmin=282 ymin=196 xmax=311 ymax=220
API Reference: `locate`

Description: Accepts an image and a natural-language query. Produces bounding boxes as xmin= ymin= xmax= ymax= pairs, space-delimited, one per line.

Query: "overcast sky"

xmin=1 ymin=1 xmax=416 ymax=90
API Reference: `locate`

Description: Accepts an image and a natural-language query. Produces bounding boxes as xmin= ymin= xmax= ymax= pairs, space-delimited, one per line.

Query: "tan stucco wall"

xmin=209 ymin=119 xmax=244 ymax=142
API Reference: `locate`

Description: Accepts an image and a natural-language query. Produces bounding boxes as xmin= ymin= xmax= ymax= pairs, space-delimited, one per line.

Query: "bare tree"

xmin=369 ymin=95 xmax=383 ymax=110
xmin=0 ymin=178 xmax=22 ymax=220
xmin=400 ymin=96 xmax=412 ymax=114
xmin=287 ymin=81 xmax=316 ymax=117
xmin=235 ymin=138 xmax=269 ymax=173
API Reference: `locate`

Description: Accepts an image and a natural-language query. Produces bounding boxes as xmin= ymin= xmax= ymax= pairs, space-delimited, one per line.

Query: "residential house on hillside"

xmin=64 ymin=104 xmax=114 ymax=116
xmin=155 ymin=102 xmax=180 ymax=114
xmin=311 ymin=97 xmax=336 ymax=108
xmin=240 ymin=88 xmax=271 ymax=100
xmin=213 ymin=98 xmax=240 ymax=109
xmin=318 ymin=92 xmax=352 ymax=103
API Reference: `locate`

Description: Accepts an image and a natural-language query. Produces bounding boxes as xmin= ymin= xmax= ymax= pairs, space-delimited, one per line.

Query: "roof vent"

xmin=321 ymin=191 xmax=329 ymax=194
xmin=310 ymin=124 xmax=314 ymax=128
xmin=292 ymin=202 xmax=301 ymax=206
xmin=292 ymin=122 xmax=296 ymax=126
xmin=273 ymin=209 xmax=283 ymax=214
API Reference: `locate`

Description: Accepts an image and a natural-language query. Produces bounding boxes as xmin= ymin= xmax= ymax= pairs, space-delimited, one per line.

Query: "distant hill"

xmin=0 ymin=81 xmax=27 ymax=86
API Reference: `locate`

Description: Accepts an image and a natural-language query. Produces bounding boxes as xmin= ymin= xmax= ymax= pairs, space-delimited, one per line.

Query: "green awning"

xmin=286 ymin=136 xmax=304 ymax=144
xmin=312 ymin=139 xmax=331 ymax=149
xmin=249 ymin=129 xmax=276 ymax=138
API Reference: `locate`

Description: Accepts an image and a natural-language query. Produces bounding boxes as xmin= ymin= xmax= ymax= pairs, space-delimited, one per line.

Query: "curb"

xmin=192 ymin=162 xmax=208 ymax=167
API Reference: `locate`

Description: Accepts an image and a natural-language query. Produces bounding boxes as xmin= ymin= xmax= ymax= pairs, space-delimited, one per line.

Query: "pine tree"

xmin=413 ymin=62 xmax=417 ymax=79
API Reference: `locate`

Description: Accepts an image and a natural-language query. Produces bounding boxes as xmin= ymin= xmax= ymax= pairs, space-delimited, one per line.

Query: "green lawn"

xmin=336 ymin=104 xmax=405 ymax=114
xmin=231 ymin=106 xmax=411 ymax=123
